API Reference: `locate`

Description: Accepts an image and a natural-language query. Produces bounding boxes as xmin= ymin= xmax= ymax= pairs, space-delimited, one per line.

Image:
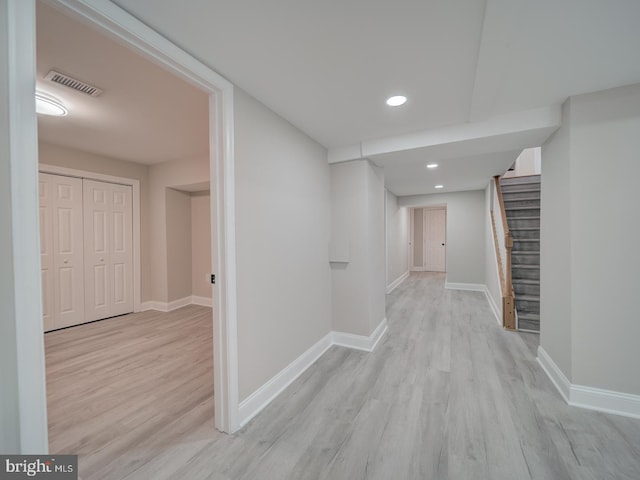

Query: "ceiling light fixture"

xmin=426 ymin=163 xmax=438 ymax=169
xmin=35 ymin=91 xmax=67 ymax=116
xmin=386 ymin=95 xmax=407 ymax=107
xmin=434 ymin=185 xmax=444 ymax=189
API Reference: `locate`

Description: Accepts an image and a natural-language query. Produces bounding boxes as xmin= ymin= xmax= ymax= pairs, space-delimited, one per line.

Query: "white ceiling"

xmin=39 ymin=0 xmax=640 ymax=194
xmin=36 ymin=1 xmax=209 ymax=165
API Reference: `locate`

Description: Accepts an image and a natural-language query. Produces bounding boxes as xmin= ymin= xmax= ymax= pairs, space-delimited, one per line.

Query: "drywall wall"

xmin=570 ymin=84 xmax=640 ymax=395
xmin=148 ymin=156 xmax=209 ymax=303
xmin=234 ymin=88 xmax=331 ymax=401
xmin=385 ymin=190 xmax=409 ymax=287
xmin=400 ymin=190 xmax=486 ymax=285
xmin=540 ymin=100 xmax=573 ymax=379
xmin=541 ymin=83 xmax=640 ymax=397
xmin=330 ymin=160 xmax=386 ymax=337
xmin=38 ymin=142 xmax=152 ymax=302
xmin=330 ymin=161 xmax=371 ymax=336
xmin=367 ymin=163 xmax=386 ymax=331
xmin=191 ymin=191 xmax=212 ymax=299
xmin=484 ymin=181 xmax=502 ymax=320
xmin=503 ymin=147 xmax=541 ymax=178
xmin=165 ymin=188 xmax=192 ymax=302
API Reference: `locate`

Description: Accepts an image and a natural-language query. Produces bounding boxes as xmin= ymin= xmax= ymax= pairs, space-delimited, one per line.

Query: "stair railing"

xmin=492 ymin=176 xmax=516 ymax=330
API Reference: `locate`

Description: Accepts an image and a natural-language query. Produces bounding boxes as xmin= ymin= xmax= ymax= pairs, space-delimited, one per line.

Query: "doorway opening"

xmin=409 ymin=206 xmax=447 ymax=272
xmin=10 ymin=0 xmax=240 ymax=458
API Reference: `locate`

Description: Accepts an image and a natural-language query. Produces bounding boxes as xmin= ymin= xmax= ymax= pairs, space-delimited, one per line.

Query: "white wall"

xmin=191 ymin=191 xmax=212 ymax=299
xmin=385 ymin=190 xmax=409 ymax=288
xmin=570 ymin=85 xmax=640 ymax=394
xmin=330 ymin=160 xmax=386 ymax=337
xmin=503 ymin=147 xmax=541 ymax=178
xmin=234 ymin=88 xmax=331 ymax=401
xmin=400 ymin=190 xmax=486 ymax=285
xmin=165 ymin=187 xmax=193 ymax=301
xmin=540 ymin=100 xmax=573 ymax=378
xmin=541 ymin=83 xmax=640 ymax=396
xmin=148 ymin=156 xmax=209 ymax=303
xmin=367 ymin=163 xmax=386 ymax=330
xmin=484 ymin=181 xmax=502 ymax=320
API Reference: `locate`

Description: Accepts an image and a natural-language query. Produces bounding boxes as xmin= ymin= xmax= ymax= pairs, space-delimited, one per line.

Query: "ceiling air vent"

xmin=44 ymin=70 xmax=103 ymax=97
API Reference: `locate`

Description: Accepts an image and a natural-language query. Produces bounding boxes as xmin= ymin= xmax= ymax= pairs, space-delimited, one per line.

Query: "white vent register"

xmin=45 ymin=69 xmax=103 ymax=97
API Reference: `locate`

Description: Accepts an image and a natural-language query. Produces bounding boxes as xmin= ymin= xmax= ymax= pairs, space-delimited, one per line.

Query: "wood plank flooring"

xmin=45 ymin=273 xmax=640 ymax=479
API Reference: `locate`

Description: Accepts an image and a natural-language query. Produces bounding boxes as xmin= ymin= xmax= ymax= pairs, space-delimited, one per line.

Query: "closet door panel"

xmin=39 ymin=175 xmax=55 ymax=332
xmin=109 ymin=184 xmax=133 ymax=316
xmin=38 ymin=173 xmax=85 ymax=330
xmin=53 ymin=175 xmax=85 ymax=329
xmin=84 ymin=179 xmax=112 ymax=321
xmin=84 ymin=179 xmax=133 ymax=320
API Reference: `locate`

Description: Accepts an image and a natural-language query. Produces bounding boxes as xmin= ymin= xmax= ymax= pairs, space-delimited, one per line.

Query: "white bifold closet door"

xmin=83 ymin=179 xmax=134 ymax=322
xmin=39 ymin=173 xmax=85 ymax=331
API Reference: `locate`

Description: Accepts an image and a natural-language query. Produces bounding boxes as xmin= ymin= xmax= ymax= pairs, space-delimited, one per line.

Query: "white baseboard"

xmin=140 ymin=295 xmax=211 ymax=313
xmin=332 ymin=318 xmax=388 ymax=352
xmin=538 ymin=346 xmax=640 ymax=419
xmin=238 ymin=333 xmax=333 ymax=428
xmin=238 ymin=318 xmax=389 ymax=427
xmin=191 ymin=295 xmax=213 ymax=307
xmin=386 ymin=271 xmax=410 ymax=294
xmin=484 ymin=287 xmax=502 ymax=326
xmin=445 ymin=281 xmax=485 ymax=292
xmin=537 ymin=346 xmax=571 ymax=403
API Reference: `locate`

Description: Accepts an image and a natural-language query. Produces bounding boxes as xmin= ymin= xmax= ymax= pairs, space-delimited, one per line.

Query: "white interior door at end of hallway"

xmin=39 ymin=173 xmax=85 ymax=331
xmin=424 ymin=208 xmax=446 ymax=272
xmin=84 ymin=179 xmax=134 ymax=322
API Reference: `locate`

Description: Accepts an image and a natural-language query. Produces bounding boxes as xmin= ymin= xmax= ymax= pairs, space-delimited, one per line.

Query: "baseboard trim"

xmin=484 ymin=287 xmax=502 ymax=326
xmin=537 ymin=346 xmax=571 ymax=403
xmin=238 ymin=318 xmax=389 ymax=428
xmin=141 ymin=296 xmax=212 ymax=313
xmin=238 ymin=332 xmax=333 ymax=428
xmin=445 ymin=281 xmax=485 ymax=292
xmin=191 ymin=295 xmax=213 ymax=307
xmin=537 ymin=346 xmax=640 ymax=419
xmin=386 ymin=271 xmax=410 ymax=294
xmin=332 ymin=318 xmax=388 ymax=352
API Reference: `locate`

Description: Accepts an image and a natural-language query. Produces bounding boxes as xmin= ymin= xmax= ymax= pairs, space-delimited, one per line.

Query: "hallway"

xmin=49 ymin=273 xmax=640 ymax=479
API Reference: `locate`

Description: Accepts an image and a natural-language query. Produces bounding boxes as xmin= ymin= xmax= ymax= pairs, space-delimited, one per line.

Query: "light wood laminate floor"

xmin=46 ymin=273 xmax=640 ymax=479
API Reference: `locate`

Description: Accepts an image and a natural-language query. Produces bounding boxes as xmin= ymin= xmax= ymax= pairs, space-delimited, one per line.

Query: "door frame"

xmin=423 ymin=206 xmax=447 ymax=272
xmin=39 ymin=165 xmax=142 ymax=314
xmin=409 ymin=205 xmax=447 ymax=272
xmin=6 ymin=0 xmax=239 ymax=452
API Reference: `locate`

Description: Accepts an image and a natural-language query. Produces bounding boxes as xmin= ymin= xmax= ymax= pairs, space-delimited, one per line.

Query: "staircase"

xmin=500 ymin=175 xmax=540 ymax=332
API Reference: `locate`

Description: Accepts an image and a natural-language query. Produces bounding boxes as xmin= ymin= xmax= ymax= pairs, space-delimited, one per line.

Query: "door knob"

xmin=100 ymin=258 xmax=104 ymax=262
xmin=63 ymin=259 xmax=68 ymax=264
xmin=442 ymin=243 xmax=445 ymax=246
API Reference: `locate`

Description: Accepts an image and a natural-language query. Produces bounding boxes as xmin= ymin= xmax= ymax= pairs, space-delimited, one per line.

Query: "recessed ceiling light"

xmin=426 ymin=163 xmax=438 ymax=169
xmin=434 ymin=185 xmax=444 ymax=189
xmin=386 ymin=95 xmax=407 ymax=107
xmin=35 ymin=91 xmax=67 ymax=116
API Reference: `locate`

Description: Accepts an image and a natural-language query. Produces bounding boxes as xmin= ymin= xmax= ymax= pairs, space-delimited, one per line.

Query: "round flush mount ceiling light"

xmin=426 ymin=163 xmax=438 ymax=169
xmin=386 ymin=95 xmax=407 ymax=107
xmin=434 ymin=184 xmax=444 ymax=189
xmin=35 ymin=91 xmax=67 ymax=116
